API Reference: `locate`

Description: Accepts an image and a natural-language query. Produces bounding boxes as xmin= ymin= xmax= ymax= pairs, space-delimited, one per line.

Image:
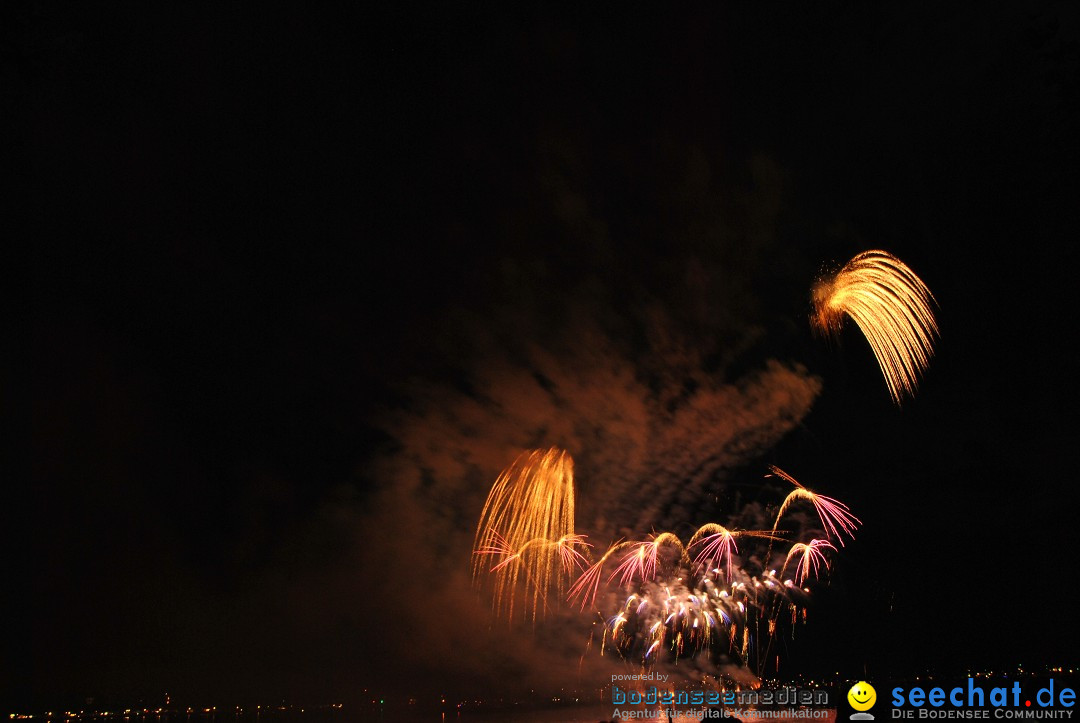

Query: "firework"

xmin=813 ymin=250 xmax=938 ymax=403
xmin=586 ymin=539 xmax=808 ymax=672
xmin=687 ymin=524 xmax=781 ymax=581
xmin=567 ymin=542 xmax=630 ymax=611
xmin=472 ymin=456 xmax=856 ymax=675
xmin=610 ymin=533 xmax=689 ymax=587
xmin=768 ymin=465 xmax=860 ymax=547
xmin=471 ymin=448 xmax=581 ymax=622
xmin=782 ymin=539 xmax=836 ymax=585
xmin=688 ymin=524 xmax=740 ymax=581
xmin=567 ymin=533 xmax=690 ymax=611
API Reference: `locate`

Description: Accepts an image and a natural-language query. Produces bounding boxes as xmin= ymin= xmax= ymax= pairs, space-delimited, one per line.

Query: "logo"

xmin=889 ymin=676 xmax=1077 ymax=717
xmin=849 ymin=681 xmax=878 ymax=720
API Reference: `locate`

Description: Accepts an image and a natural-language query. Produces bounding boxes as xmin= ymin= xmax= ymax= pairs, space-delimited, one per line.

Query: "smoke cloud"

xmin=348 ymin=290 xmax=821 ymax=692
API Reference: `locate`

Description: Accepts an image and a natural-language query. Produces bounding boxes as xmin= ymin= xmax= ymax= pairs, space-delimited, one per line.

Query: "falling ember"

xmin=813 ymin=250 xmax=938 ymax=404
xmin=471 ymin=448 xmax=582 ymax=622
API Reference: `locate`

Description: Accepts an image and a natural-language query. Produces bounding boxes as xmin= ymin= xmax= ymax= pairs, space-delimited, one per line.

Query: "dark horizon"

xmin=16 ymin=1 xmax=1080 ymax=710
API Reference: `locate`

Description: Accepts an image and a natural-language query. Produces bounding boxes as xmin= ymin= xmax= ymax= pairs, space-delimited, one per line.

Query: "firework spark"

xmin=688 ymin=524 xmax=740 ymax=581
xmin=567 ymin=542 xmax=631 ymax=611
xmin=471 ymin=448 xmax=580 ymax=622
xmin=768 ymin=465 xmax=860 ymax=547
xmin=783 ymin=539 xmax=836 ymax=585
xmin=813 ymin=249 xmax=938 ymax=403
xmin=610 ymin=533 xmax=689 ymax=587
xmin=687 ymin=524 xmax=780 ymax=581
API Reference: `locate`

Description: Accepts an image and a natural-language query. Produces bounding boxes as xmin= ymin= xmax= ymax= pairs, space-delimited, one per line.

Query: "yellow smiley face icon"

xmin=848 ymin=681 xmax=877 ymax=711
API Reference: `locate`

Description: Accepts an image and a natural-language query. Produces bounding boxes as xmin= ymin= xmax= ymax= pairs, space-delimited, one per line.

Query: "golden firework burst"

xmin=813 ymin=250 xmax=939 ymax=403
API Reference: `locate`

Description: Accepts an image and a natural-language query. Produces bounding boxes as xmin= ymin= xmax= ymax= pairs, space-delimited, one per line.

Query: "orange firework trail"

xmin=813 ymin=249 xmax=938 ymax=404
xmin=471 ymin=448 xmax=584 ymax=622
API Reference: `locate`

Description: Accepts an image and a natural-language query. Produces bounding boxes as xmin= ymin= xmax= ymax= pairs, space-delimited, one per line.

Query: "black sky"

xmin=15 ymin=1 xmax=1080 ymax=709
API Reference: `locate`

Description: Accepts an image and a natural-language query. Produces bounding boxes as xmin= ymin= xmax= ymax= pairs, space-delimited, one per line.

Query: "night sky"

xmin=16 ymin=1 xmax=1080 ymax=710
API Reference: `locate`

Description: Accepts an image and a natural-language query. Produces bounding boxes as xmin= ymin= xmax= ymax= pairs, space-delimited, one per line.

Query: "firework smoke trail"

xmin=471 ymin=448 xmax=582 ymax=622
xmin=812 ymin=250 xmax=938 ymax=404
xmin=768 ymin=465 xmax=861 ymax=548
